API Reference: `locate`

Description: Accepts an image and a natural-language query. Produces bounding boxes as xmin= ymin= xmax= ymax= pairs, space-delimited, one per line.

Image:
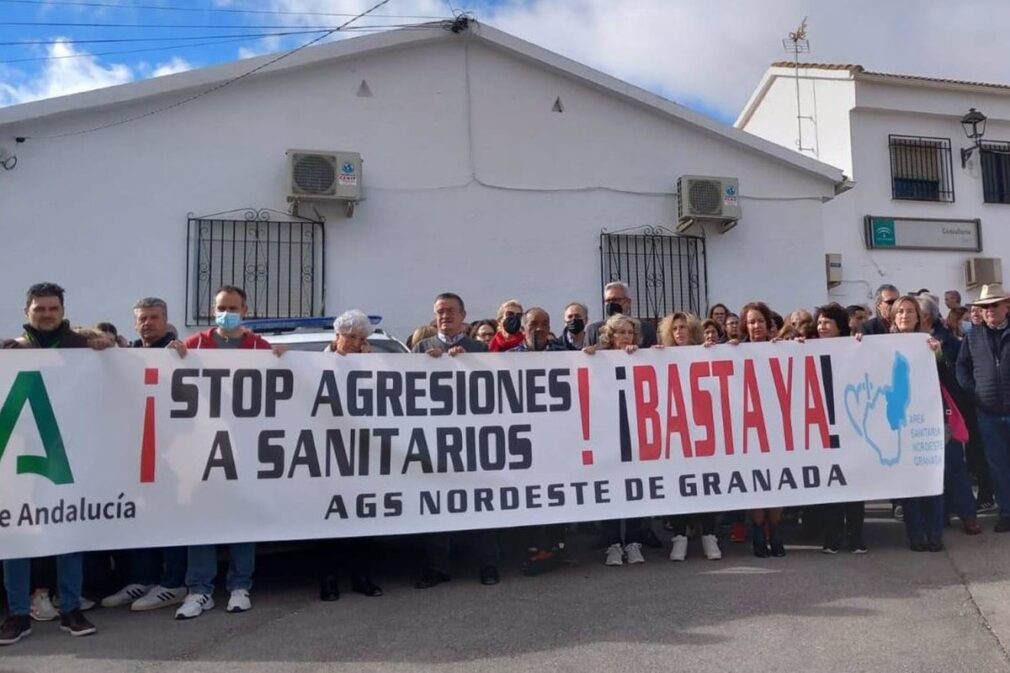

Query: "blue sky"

xmin=4 ymin=0 xmax=1010 ymax=126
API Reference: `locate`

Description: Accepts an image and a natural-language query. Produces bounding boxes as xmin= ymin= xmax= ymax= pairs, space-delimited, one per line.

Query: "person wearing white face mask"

xmin=168 ymin=285 xmax=285 ymax=620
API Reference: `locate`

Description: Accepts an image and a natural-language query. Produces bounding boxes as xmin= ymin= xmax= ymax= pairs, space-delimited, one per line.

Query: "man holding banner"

xmin=1 ymin=283 xmax=106 ymax=644
xmin=412 ymin=292 xmax=501 ymax=588
xmin=169 ymin=285 xmax=285 ymax=620
xmin=101 ymin=298 xmax=189 ymax=613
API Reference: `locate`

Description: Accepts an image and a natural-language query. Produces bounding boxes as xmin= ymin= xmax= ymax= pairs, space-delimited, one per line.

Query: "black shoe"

xmin=319 ymin=574 xmax=340 ymax=602
xmin=0 ymin=615 xmax=31 ymax=646
xmin=479 ymin=565 xmax=500 ymax=586
xmin=351 ymin=577 xmax=383 ymax=597
xmin=927 ymin=539 xmax=945 ymax=552
xmin=769 ymin=539 xmax=786 ymax=557
xmin=59 ymin=609 xmax=96 ymax=637
xmin=415 ymin=569 xmax=451 ymax=589
xmin=849 ymin=540 xmax=868 ymax=554
xmin=910 ymin=541 xmax=928 ymax=552
xmin=995 ymin=518 xmax=1010 ymax=533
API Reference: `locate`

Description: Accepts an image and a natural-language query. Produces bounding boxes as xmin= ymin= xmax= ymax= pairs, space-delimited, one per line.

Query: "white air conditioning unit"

xmin=677 ymin=176 xmax=741 ymax=233
xmin=287 ymin=149 xmax=362 ymax=210
xmin=966 ymin=256 xmax=1002 ymax=288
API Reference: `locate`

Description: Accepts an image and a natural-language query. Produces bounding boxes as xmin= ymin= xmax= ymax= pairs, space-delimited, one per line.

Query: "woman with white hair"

xmin=326 ymin=309 xmax=374 ymax=355
xmin=319 ymin=309 xmax=383 ymax=601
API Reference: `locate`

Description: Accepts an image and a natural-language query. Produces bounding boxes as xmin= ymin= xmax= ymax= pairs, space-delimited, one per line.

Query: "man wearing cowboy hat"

xmin=957 ymin=283 xmax=1010 ymax=532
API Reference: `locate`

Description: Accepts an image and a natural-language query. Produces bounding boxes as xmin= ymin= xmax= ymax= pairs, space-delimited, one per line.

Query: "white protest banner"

xmin=0 ymin=334 xmax=943 ymax=559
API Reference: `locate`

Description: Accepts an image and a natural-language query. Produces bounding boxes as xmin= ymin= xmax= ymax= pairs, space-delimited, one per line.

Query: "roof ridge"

xmin=769 ymin=62 xmax=864 ymax=72
xmin=769 ymin=61 xmax=1010 ymax=91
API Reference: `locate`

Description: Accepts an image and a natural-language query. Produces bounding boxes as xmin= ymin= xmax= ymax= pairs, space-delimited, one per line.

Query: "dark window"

xmin=599 ymin=227 xmax=706 ymax=322
xmin=981 ymin=141 xmax=1010 ymax=204
xmin=888 ymin=135 xmax=954 ymax=202
xmin=185 ymin=208 xmax=325 ymax=326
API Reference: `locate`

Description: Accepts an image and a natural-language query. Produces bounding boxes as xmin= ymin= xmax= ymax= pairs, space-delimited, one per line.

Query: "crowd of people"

xmin=1 ymin=278 xmax=1009 ymax=647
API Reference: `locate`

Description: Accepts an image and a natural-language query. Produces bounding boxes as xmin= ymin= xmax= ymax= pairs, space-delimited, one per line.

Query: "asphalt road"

xmin=3 ymin=509 xmax=1010 ymax=673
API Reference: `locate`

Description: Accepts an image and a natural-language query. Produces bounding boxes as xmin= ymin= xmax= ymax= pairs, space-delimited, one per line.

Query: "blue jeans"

xmin=185 ymin=544 xmax=255 ymax=596
xmin=3 ymin=553 xmax=82 ymax=616
xmin=944 ymin=440 xmax=977 ymax=521
xmin=129 ymin=546 xmax=187 ymax=588
xmin=903 ymin=495 xmax=944 ymax=543
xmin=976 ymin=412 xmax=1010 ymax=518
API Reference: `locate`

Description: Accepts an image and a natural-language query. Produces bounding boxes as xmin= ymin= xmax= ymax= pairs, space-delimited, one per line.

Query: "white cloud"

xmin=0 ymin=38 xmax=132 ymax=106
xmin=0 ymin=42 xmax=197 ymax=108
xmin=152 ymin=57 xmax=193 ymax=78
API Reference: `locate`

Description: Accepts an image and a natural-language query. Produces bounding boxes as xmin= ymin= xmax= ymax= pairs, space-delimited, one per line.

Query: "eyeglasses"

xmin=882 ymin=298 xmax=898 ymax=306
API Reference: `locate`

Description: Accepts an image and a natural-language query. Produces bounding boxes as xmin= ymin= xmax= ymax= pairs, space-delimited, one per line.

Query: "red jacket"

xmin=184 ymin=328 xmax=273 ymax=350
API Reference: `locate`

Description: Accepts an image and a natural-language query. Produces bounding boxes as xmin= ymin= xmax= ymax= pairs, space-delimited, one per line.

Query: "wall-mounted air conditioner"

xmin=966 ymin=256 xmax=1002 ymax=288
xmin=677 ymin=176 xmax=741 ymax=234
xmin=287 ymin=149 xmax=362 ymax=215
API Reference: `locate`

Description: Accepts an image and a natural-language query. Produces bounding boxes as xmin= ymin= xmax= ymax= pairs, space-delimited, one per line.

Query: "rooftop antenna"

xmin=783 ymin=17 xmax=816 ymax=155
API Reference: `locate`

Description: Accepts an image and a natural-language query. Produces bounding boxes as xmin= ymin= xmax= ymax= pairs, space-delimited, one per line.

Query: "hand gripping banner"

xmin=0 ymin=334 xmax=943 ymax=559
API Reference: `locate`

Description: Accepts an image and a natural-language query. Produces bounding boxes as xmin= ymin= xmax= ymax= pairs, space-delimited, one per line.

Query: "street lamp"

xmin=961 ymin=107 xmax=987 ymax=167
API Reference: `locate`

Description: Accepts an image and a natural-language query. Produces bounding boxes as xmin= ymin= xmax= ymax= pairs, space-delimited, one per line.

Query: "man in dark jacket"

xmin=585 ymin=281 xmax=657 ymax=347
xmin=100 ymin=298 xmax=188 ymax=613
xmin=0 ymin=283 xmax=106 ymax=646
xmin=861 ymin=284 xmax=900 ymax=336
xmin=956 ymin=284 xmax=1010 ymax=532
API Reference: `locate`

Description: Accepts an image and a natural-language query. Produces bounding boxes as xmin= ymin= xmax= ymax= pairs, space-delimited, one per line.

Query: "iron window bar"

xmin=888 ymin=134 xmax=955 ymax=203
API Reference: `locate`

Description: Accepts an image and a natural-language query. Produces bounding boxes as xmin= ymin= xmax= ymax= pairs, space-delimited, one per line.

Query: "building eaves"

xmin=770 ymin=61 xmax=1010 ymax=93
xmin=0 ymin=23 xmax=845 ymax=187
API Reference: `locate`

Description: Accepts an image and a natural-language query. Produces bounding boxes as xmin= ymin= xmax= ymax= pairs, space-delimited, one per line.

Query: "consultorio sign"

xmin=864 ymin=216 xmax=981 ymax=252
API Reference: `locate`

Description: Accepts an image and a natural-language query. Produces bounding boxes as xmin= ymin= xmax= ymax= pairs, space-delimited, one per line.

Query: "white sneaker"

xmin=131 ymin=585 xmax=187 ymax=611
xmin=605 ymin=543 xmax=624 ymax=566
xmin=624 ymin=542 xmax=645 ymax=564
xmin=101 ymin=583 xmax=151 ymax=608
xmin=701 ymin=534 xmax=722 ymax=560
xmin=669 ymin=535 xmax=689 ymax=561
xmin=226 ymin=589 xmax=251 ymax=613
xmin=30 ymin=591 xmax=57 ymax=622
xmin=174 ymin=593 xmax=214 ymax=620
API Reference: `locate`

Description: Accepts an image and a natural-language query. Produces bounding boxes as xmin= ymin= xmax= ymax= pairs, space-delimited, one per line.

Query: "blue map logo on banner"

xmin=842 ymin=352 xmax=911 ymax=466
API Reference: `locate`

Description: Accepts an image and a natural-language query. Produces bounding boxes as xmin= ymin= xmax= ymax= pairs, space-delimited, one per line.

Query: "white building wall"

xmin=741 ymin=67 xmax=1010 ymax=309
xmin=739 ymin=69 xmax=855 ymax=177
xmin=824 ymin=106 xmax=1010 ymax=308
xmin=0 ymin=39 xmax=836 ymax=340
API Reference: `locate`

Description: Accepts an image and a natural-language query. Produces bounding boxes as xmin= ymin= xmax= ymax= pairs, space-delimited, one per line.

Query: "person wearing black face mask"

xmin=585 ymin=281 xmax=657 ymax=348
xmin=561 ymin=302 xmax=589 ymax=350
xmin=489 ymin=299 xmax=525 ymax=352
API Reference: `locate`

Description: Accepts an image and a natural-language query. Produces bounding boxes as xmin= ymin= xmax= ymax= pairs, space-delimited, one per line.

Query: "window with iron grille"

xmin=888 ymin=135 xmax=954 ymax=202
xmin=599 ymin=226 xmax=707 ymax=322
xmin=185 ymin=208 xmax=325 ymax=325
xmin=981 ymin=141 xmax=1010 ymax=204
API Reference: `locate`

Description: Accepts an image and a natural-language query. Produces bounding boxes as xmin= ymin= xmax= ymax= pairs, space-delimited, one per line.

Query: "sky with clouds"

xmin=2 ymin=0 xmax=1010 ymax=124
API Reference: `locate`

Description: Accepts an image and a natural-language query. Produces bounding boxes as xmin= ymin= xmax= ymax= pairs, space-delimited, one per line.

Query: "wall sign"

xmin=864 ymin=215 xmax=981 ymax=252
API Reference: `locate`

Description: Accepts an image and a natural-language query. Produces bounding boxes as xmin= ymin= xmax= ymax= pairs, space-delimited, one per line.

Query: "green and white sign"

xmin=864 ymin=216 xmax=981 ymax=252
